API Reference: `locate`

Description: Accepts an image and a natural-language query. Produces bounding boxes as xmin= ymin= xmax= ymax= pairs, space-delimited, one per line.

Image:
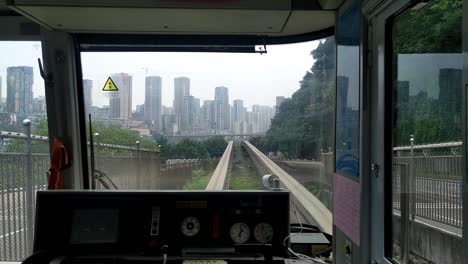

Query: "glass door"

xmin=368 ymin=0 xmax=465 ymax=263
xmin=389 ymin=1 xmax=463 ymax=263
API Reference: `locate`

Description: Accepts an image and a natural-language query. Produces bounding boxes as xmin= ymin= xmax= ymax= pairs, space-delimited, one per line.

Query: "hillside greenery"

xmin=251 ymin=0 xmax=462 ymax=157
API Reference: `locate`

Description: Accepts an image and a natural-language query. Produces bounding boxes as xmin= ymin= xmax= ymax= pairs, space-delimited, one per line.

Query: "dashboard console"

xmin=26 ymin=190 xmax=290 ymax=264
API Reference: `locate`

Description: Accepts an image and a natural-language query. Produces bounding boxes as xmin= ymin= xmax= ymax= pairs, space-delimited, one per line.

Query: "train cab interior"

xmin=0 ymin=0 xmax=467 ymax=263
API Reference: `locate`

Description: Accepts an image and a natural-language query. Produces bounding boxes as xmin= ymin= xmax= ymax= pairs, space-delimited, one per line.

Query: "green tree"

xmin=259 ymin=36 xmax=335 ymax=159
xmin=90 ymin=122 xmax=159 ymax=150
xmin=170 ymin=139 xmax=209 ymax=159
xmin=203 ymin=136 xmax=228 ymax=158
xmin=33 ymin=118 xmax=49 ymax=136
xmin=393 ymin=0 xmax=463 ymax=146
xmin=394 ymin=0 xmax=462 ymax=54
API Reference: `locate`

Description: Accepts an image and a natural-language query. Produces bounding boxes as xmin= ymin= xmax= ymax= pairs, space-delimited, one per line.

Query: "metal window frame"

xmin=462 ymin=1 xmax=468 ymax=263
xmin=74 ymin=29 xmax=336 ymax=190
xmin=366 ymin=0 xmax=467 ymax=263
xmin=364 ymin=0 xmax=412 ymax=263
xmin=75 ymin=28 xmax=334 ymax=52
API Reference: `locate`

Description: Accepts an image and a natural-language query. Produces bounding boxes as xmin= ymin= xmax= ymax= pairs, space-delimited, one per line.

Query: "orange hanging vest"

xmin=48 ymin=138 xmax=70 ymax=189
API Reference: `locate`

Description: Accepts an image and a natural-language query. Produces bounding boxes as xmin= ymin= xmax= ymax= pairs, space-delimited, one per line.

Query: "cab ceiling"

xmin=7 ymin=0 xmax=336 ymax=36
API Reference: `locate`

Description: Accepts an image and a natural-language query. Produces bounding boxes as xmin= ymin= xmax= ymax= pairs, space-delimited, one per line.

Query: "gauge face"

xmin=230 ymin=222 xmax=251 ymax=244
xmin=181 ymin=216 xmax=200 ymax=237
xmin=254 ymin=222 xmax=274 ymax=243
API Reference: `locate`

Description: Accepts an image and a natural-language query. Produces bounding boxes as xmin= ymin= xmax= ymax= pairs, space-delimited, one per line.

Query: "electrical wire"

xmin=283 ymin=195 xmax=328 ymax=264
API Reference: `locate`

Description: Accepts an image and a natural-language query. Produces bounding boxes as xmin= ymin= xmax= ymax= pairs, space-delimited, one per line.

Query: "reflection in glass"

xmin=391 ymin=0 xmax=463 ymax=263
xmin=336 ymin=0 xmax=360 ymax=178
xmin=0 ymin=41 xmax=48 ymax=261
xmin=81 ymin=39 xmax=336 ymax=213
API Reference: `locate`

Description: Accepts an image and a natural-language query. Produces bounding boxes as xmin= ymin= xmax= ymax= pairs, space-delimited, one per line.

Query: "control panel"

xmin=32 ymin=191 xmax=290 ymax=262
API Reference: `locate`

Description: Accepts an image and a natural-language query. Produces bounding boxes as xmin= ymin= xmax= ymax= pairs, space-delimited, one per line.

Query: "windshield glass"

xmin=80 ymin=37 xmax=335 ymax=208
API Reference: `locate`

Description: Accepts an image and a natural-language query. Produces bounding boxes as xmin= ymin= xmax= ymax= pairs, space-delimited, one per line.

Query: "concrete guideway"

xmin=206 ymin=141 xmax=234 ymax=190
xmin=243 ymin=141 xmax=333 ymax=235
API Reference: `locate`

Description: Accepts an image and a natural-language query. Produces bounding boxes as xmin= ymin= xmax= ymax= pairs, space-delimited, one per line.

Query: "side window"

xmin=0 ymin=41 xmax=48 ymax=261
xmin=390 ymin=0 xmax=463 ymax=263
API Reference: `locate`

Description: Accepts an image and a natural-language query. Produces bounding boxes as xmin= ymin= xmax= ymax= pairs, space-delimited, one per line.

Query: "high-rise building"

xmin=109 ymin=73 xmax=132 ymax=119
xmin=33 ymin=96 xmax=47 ymax=113
xmin=6 ymin=66 xmax=34 ymax=114
xmin=162 ymin=114 xmax=178 ymax=135
xmin=397 ymin=81 xmax=409 ymax=104
xmin=182 ymin=95 xmax=200 ymax=133
xmin=144 ymin=75 xmax=162 ymax=131
xmin=173 ymin=77 xmax=190 ymax=132
xmin=162 ymin=106 xmax=173 ymax=115
xmin=252 ymin=105 xmax=274 ymax=133
xmin=439 ymin=68 xmax=462 ymax=122
xmin=133 ymin=104 xmax=145 ymax=121
xmin=83 ymin=79 xmax=93 ymax=116
xmin=232 ymin=99 xmax=245 ymax=122
xmin=232 ymin=99 xmax=246 ymax=134
xmin=91 ymin=105 xmax=110 ymax=119
xmin=276 ymin=96 xmax=285 ymax=111
xmin=215 ymin=86 xmax=230 ymax=131
xmin=337 ymin=76 xmax=349 ymax=117
xmin=201 ymin=100 xmax=215 ymax=132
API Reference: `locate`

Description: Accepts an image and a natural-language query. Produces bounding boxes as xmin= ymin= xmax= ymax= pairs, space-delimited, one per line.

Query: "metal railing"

xmin=0 ymin=123 xmax=162 ymax=261
xmin=92 ymin=142 xmax=161 ymax=190
xmin=0 ymin=121 xmax=49 ymax=261
xmin=392 ymin=140 xmax=463 ymax=228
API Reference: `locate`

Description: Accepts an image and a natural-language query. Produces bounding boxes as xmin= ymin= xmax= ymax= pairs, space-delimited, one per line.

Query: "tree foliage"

xmin=254 ymin=37 xmax=336 ymax=159
xmin=393 ymin=0 xmax=462 ymax=145
xmin=90 ymin=122 xmax=158 ymax=150
xmin=394 ymin=0 xmax=462 ymax=54
xmin=158 ymin=136 xmax=228 ymax=161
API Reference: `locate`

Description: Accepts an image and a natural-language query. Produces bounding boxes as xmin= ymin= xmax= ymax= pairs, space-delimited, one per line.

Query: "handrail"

xmin=394 ymin=141 xmax=462 ymax=151
xmin=0 ymin=130 xmax=159 ymax=153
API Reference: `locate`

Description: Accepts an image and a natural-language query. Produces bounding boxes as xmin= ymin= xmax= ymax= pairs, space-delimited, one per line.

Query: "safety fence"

xmin=0 ymin=124 xmax=49 ymax=261
xmin=0 ymin=124 xmax=162 ymax=261
xmin=92 ymin=143 xmax=161 ymax=190
xmin=392 ymin=141 xmax=463 ymax=228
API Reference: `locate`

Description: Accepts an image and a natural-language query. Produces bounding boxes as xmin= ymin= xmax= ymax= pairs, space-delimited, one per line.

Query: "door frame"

xmin=363 ymin=0 xmax=413 ymax=262
xmin=462 ymin=0 xmax=468 ymax=263
xmin=365 ymin=0 xmax=468 ymax=262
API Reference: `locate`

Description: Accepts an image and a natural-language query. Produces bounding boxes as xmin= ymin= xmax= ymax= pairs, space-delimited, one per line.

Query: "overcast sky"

xmin=1 ymin=40 xmax=320 ymax=111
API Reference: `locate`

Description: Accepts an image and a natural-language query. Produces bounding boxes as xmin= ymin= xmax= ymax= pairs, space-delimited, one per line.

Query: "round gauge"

xmin=254 ymin=222 xmax=274 ymax=243
xmin=180 ymin=216 xmax=200 ymax=237
xmin=230 ymin=222 xmax=251 ymax=244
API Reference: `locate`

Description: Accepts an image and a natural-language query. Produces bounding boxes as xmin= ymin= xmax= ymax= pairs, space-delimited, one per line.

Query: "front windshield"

xmin=80 ymin=37 xmax=335 ymax=208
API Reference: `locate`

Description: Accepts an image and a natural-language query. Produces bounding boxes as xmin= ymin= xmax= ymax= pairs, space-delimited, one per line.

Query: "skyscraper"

xmin=276 ymin=96 xmax=285 ymax=111
xmin=439 ymin=68 xmax=462 ymax=121
xmin=182 ymin=95 xmax=200 ymax=133
xmin=232 ymin=99 xmax=245 ymax=134
xmin=215 ymin=86 xmax=230 ymax=131
xmin=7 ymin=66 xmax=34 ymax=114
xmin=232 ymin=99 xmax=245 ymax=122
xmin=252 ymin=105 xmax=274 ymax=133
xmin=173 ymin=77 xmax=190 ymax=132
xmin=109 ymin=73 xmax=132 ymax=119
xmin=145 ymin=75 xmax=162 ymax=131
xmin=202 ymin=100 xmax=215 ymax=131
xmin=83 ymin=79 xmax=93 ymax=116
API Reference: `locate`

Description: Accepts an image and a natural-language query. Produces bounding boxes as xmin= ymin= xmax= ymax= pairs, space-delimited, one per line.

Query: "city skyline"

xmin=0 ymin=40 xmax=320 ymax=110
xmin=0 ymin=40 xmax=316 ymax=135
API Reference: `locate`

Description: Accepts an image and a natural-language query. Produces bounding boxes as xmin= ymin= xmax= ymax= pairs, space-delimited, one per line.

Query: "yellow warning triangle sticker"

xmin=102 ymin=77 xmax=119 ymax=91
